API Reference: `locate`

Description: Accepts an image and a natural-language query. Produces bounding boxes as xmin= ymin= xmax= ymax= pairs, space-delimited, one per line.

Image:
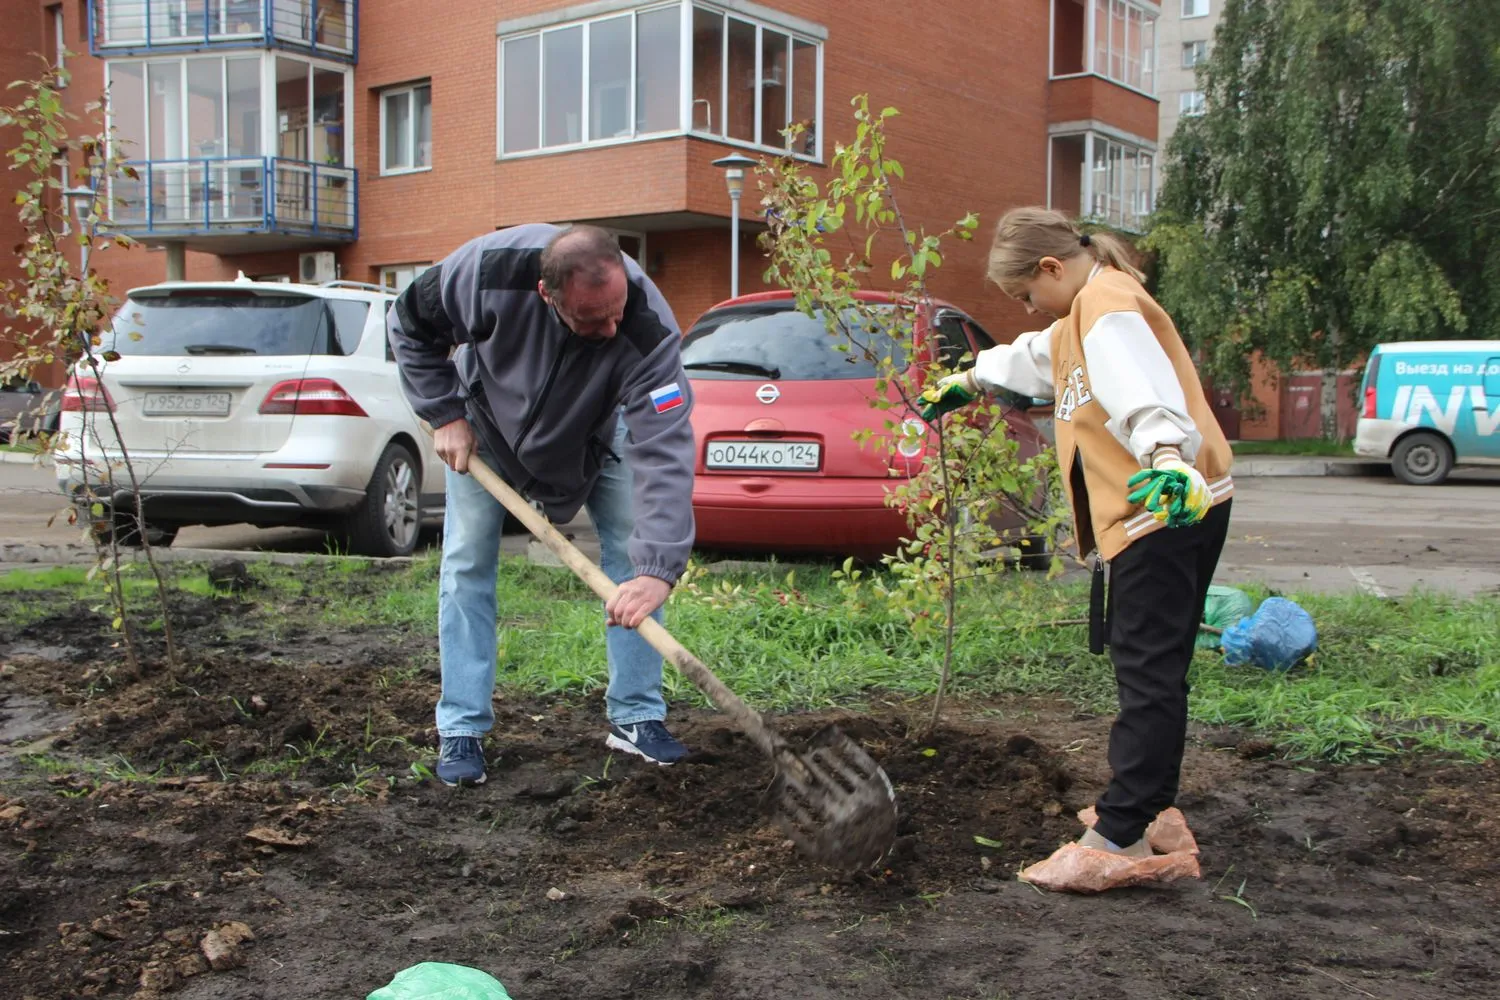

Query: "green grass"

xmin=1231 ymin=439 xmax=1356 ymax=457
xmin=3 ymin=555 xmax=1496 ymax=762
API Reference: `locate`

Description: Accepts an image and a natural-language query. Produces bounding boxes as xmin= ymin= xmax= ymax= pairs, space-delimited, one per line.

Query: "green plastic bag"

xmin=1198 ymin=585 xmax=1253 ymax=650
xmin=367 ymin=963 xmax=512 ymax=1000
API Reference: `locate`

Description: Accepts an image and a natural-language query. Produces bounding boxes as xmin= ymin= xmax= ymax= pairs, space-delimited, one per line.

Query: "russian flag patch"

xmin=649 ymin=382 xmax=684 ymax=413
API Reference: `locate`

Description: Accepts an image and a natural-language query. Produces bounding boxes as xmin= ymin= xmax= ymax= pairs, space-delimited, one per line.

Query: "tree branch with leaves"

xmin=756 ymin=96 xmax=1068 ymax=731
xmin=1 ymin=61 xmax=178 ymax=669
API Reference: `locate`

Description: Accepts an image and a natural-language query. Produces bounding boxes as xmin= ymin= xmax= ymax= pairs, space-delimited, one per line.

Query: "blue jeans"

xmin=435 ymin=417 xmax=667 ymax=738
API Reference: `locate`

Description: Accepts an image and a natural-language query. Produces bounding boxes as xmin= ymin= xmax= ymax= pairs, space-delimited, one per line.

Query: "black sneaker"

xmin=605 ymin=721 xmax=688 ymax=765
xmin=436 ymin=736 xmax=487 ymax=787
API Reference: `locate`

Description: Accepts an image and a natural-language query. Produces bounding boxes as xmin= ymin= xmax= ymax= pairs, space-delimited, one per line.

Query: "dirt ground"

xmin=2 ymin=583 xmax=1499 ymax=1000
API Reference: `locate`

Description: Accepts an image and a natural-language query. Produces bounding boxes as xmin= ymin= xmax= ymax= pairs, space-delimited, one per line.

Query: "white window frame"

xmin=50 ymin=4 xmax=66 ymax=75
xmin=1180 ymin=90 xmax=1206 ymax=116
xmin=379 ymin=81 xmax=432 ymax=176
xmin=380 ymin=263 xmax=432 ymax=294
xmin=1050 ymin=0 xmax=1158 ymax=98
xmin=104 ymin=52 xmax=352 ymax=165
xmin=1046 ymin=126 xmax=1156 ymax=234
xmin=1182 ymin=0 xmax=1210 ymax=18
xmin=1182 ymin=40 xmax=1208 ymax=68
xmin=496 ymin=0 xmax=824 ymax=163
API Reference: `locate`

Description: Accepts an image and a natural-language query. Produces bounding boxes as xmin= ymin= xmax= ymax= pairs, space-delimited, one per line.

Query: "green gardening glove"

xmin=918 ymin=370 xmax=981 ymax=422
xmin=1126 ymin=455 xmax=1212 ymax=529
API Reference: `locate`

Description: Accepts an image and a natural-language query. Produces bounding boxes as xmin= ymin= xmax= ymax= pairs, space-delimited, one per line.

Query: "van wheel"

xmin=1391 ymin=432 xmax=1453 ymax=486
xmin=345 ymin=443 xmax=422 ymax=557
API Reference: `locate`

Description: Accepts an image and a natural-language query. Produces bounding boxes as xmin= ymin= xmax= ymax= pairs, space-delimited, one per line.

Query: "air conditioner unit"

xmin=299 ymin=251 xmax=337 ymax=284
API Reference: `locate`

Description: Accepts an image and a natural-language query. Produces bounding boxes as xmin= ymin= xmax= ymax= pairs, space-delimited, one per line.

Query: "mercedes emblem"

xmin=755 ymin=383 xmax=780 ymax=404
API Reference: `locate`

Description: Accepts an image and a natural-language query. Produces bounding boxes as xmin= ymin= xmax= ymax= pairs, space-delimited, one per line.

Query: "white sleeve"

xmin=971 ymin=326 xmax=1056 ymax=401
xmin=1081 ymin=311 xmax=1202 ymax=466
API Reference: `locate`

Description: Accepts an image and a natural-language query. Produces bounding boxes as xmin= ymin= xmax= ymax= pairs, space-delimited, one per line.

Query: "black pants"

xmin=1093 ymin=499 xmax=1232 ymax=848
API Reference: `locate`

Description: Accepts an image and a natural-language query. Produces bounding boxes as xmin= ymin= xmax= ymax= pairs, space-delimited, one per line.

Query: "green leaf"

xmin=921 ymin=748 xmax=938 ymax=758
xmin=972 ymin=835 xmax=1004 ymax=849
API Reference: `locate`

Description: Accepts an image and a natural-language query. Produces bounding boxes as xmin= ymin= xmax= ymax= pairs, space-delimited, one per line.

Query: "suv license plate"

xmin=142 ymin=391 xmax=233 ymax=417
xmin=705 ymin=439 xmax=821 ymax=471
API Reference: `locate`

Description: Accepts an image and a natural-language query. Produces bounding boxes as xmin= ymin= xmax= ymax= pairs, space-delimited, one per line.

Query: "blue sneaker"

xmin=606 ymin=721 xmax=688 ymax=765
xmin=436 ymin=736 xmax=487 ymax=787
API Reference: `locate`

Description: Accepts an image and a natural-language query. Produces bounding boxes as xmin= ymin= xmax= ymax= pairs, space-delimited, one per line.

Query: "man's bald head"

xmin=539 ymin=225 xmax=626 ymax=303
xmin=537 ymin=225 xmax=629 ymax=341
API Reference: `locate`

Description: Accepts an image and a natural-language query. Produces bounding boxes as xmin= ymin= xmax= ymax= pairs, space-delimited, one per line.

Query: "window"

xmin=1182 ymin=40 xmax=1208 ymax=68
xmin=380 ymin=264 xmax=431 ymax=294
xmin=499 ymin=1 xmax=822 ymax=159
xmin=46 ymin=5 xmax=65 ymax=76
xmin=106 ymin=56 xmax=265 ymax=161
xmin=1055 ymin=1 xmax=1156 ymax=94
xmin=1180 ymin=90 xmax=1206 ymax=116
xmin=1182 ymin=0 xmax=1210 ymax=17
xmin=933 ymin=313 xmax=973 ymax=368
xmin=381 ymin=82 xmax=432 ymax=174
xmin=1050 ymin=132 xmax=1154 ymax=232
xmin=683 ymin=303 xmax=907 ymax=381
xmin=327 ymin=299 xmax=372 ymax=355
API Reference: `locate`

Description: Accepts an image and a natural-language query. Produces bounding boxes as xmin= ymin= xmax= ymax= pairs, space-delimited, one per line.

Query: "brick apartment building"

xmin=5 ymin=0 xmax=1172 ymax=409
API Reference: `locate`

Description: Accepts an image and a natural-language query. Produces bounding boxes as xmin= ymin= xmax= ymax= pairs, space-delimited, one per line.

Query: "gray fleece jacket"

xmin=387 ymin=223 xmax=696 ymax=584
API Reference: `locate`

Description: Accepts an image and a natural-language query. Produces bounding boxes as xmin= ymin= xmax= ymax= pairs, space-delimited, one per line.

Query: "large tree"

xmin=1147 ymin=0 xmax=1500 ymax=435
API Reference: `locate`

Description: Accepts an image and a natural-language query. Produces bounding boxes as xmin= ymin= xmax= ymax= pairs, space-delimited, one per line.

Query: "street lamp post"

xmin=63 ymin=185 xmax=97 ymax=274
xmin=711 ymin=153 xmax=757 ymax=299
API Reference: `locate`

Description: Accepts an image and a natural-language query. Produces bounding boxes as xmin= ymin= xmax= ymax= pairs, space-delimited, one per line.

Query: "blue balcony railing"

xmin=108 ymin=156 xmax=358 ymax=240
xmin=90 ymin=0 xmax=356 ymax=60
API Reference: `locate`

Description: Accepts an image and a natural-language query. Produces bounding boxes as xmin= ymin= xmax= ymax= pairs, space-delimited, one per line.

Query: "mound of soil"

xmin=3 ymin=588 xmax=1499 ymax=999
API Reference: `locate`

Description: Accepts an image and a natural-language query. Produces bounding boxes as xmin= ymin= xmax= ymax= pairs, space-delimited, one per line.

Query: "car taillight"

xmin=259 ymin=378 xmax=368 ymax=417
xmin=1361 ymin=354 xmax=1380 ymax=419
xmin=61 ymin=375 xmax=114 ymax=412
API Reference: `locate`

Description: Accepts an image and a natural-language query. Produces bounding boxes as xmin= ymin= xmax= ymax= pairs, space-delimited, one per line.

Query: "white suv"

xmin=54 ymin=276 xmax=447 ymax=557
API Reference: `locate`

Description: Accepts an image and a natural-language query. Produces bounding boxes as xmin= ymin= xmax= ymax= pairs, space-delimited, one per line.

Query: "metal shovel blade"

xmin=762 ymin=725 xmax=898 ymax=870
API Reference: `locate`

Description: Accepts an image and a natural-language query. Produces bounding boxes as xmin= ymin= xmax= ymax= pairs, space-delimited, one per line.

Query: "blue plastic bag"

xmin=1220 ymin=597 xmax=1317 ymax=672
xmin=367 ymin=963 xmax=512 ymax=1000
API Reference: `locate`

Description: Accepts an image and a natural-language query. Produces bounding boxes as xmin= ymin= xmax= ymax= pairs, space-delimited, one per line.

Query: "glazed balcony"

xmin=90 ymin=0 xmax=356 ymax=62
xmin=109 ymin=156 xmax=356 ymax=252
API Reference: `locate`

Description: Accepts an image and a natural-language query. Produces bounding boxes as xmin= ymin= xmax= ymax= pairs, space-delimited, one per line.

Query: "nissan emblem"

xmin=755 ymin=383 xmax=780 ymax=404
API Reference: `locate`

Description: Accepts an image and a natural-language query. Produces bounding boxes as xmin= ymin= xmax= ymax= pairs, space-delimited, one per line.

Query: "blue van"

xmin=1354 ymin=341 xmax=1500 ymax=485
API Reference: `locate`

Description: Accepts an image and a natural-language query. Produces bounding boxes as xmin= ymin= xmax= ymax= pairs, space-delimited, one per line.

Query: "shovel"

xmin=439 ymin=443 xmax=898 ymax=870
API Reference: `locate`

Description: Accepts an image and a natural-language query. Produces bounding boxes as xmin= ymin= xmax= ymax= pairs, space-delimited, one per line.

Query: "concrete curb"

xmin=0 ymin=541 xmax=417 ymax=569
xmin=0 ymin=451 xmax=53 ymax=468
xmin=1232 ymin=457 xmax=1389 ymax=478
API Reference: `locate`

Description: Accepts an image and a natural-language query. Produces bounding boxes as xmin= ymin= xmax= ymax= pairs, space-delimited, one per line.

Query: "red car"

xmin=682 ymin=290 xmax=1049 ymax=563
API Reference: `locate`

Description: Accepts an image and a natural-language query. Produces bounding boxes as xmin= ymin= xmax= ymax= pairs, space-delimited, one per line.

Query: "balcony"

xmin=109 ymin=157 xmax=357 ymax=252
xmin=90 ymin=0 xmax=356 ymax=61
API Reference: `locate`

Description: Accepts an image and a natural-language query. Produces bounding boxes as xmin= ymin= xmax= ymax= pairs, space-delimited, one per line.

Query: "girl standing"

xmin=921 ymin=207 xmax=1233 ymax=887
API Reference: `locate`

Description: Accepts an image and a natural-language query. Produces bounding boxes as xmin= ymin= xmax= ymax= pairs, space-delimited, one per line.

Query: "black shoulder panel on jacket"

xmin=619 ymin=281 xmax=674 ymax=358
xmin=478 ymin=247 xmax=543 ymax=292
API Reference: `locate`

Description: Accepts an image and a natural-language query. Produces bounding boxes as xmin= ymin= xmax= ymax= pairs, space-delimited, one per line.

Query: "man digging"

xmin=388 ymin=224 xmax=697 ymax=786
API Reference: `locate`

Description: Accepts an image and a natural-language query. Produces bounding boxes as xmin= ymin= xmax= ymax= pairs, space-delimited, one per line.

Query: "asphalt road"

xmin=2 ymin=458 xmax=1496 ymax=597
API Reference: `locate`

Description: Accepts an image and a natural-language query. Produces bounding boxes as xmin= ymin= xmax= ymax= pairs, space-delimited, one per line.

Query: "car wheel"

xmin=97 ymin=512 xmax=180 ymax=548
xmin=345 ymin=443 xmax=422 ymax=557
xmin=1016 ymin=535 xmax=1051 ymax=572
xmin=1391 ymin=431 xmax=1453 ymax=486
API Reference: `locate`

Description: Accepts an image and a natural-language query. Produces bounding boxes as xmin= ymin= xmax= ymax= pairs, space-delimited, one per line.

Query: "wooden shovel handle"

xmin=429 ymin=426 xmax=783 ymax=758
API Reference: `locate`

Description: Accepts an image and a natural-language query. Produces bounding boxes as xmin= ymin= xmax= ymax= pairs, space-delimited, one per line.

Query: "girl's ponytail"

xmin=1083 ymin=230 xmax=1145 ymax=284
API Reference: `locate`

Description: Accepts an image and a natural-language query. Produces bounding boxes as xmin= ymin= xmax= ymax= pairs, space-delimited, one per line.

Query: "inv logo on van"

xmin=1394 ymin=385 xmax=1500 ymax=437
